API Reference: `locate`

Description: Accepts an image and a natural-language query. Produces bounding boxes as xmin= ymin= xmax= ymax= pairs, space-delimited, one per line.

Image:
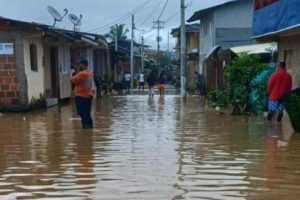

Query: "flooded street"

xmin=0 ymin=94 xmax=300 ymax=200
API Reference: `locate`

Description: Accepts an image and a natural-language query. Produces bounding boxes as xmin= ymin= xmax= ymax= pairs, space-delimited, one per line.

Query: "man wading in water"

xmin=267 ymin=61 xmax=292 ymax=122
xmin=70 ymin=59 xmax=94 ymax=129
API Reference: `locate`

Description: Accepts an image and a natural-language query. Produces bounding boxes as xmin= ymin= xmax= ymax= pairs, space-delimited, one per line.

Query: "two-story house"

xmin=171 ymin=24 xmax=200 ymax=90
xmin=253 ymin=0 xmax=300 ymax=88
xmin=188 ymin=0 xmax=254 ymax=91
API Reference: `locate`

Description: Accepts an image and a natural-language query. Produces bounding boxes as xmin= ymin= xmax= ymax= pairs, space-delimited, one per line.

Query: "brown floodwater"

xmin=0 ymin=95 xmax=300 ymax=200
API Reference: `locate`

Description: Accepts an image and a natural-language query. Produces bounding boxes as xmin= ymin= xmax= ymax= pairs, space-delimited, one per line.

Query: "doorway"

xmin=50 ymin=46 xmax=59 ymax=98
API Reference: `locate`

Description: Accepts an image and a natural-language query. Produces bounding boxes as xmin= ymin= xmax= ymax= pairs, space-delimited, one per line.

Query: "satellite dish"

xmin=68 ymin=14 xmax=82 ymax=26
xmin=47 ymin=6 xmax=68 ymax=27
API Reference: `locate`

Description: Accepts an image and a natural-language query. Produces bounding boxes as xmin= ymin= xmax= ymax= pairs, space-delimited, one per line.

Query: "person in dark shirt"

xmin=158 ymin=71 xmax=167 ymax=97
xmin=93 ymin=72 xmax=102 ymax=99
xmin=147 ymin=70 xmax=156 ymax=97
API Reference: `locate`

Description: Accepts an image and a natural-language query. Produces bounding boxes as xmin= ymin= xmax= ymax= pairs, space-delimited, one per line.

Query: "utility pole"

xmin=167 ymin=31 xmax=170 ymax=66
xmin=180 ymin=0 xmax=187 ymax=100
xmin=115 ymin=24 xmax=118 ymax=81
xmin=153 ymin=20 xmax=164 ymax=69
xmin=141 ymin=36 xmax=144 ymax=73
xmin=130 ymin=15 xmax=135 ymax=88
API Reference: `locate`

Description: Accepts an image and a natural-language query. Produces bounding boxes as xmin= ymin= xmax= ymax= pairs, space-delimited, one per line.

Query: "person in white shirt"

xmin=123 ymin=72 xmax=132 ymax=92
xmin=138 ymin=72 xmax=145 ymax=92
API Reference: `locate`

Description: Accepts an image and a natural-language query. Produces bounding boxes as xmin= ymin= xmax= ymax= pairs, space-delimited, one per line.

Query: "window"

xmin=30 ymin=44 xmax=38 ymax=71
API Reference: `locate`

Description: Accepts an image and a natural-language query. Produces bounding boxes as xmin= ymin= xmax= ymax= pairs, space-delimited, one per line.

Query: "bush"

xmin=225 ymin=53 xmax=266 ymax=115
xmin=284 ymin=94 xmax=300 ymax=132
xmin=207 ymin=89 xmax=229 ymax=107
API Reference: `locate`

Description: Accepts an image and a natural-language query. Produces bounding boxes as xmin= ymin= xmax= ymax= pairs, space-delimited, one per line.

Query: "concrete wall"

xmin=23 ymin=37 xmax=45 ymax=103
xmin=278 ymin=35 xmax=300 ymax=88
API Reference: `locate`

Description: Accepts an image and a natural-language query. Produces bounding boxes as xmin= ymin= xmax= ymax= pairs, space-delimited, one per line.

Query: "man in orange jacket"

xmin=70 ymin=59 xmax=94 ymax=129
xmin=267 ymin=62 xmax=292 ymax=122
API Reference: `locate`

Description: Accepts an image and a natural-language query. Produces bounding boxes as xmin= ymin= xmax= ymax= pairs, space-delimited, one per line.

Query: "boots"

xmin=267 ymin=112 xmax=274 ymax=121
xmin=277 ymin=112 xmax=284 ymax=122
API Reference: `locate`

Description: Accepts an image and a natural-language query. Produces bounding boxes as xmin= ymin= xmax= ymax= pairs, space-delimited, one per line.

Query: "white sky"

xmin=0 ymin=0 xmax=231 ymax=50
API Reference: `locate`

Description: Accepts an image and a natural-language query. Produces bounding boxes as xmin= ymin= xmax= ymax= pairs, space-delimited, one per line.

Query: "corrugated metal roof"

xmin=230 ymin=43 xmax=277 ymax=54
xmin=0 ymin=16 xmax=107 ymax=46
xmin=171 ymin=24 xmax=200 ymax=35
xmin=188 ymin=0 xmax=240 ymax=22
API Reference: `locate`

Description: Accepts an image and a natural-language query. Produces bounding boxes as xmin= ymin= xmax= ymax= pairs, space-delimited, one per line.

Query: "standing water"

xmin=0 ymin=95 xmax=300 ymax=200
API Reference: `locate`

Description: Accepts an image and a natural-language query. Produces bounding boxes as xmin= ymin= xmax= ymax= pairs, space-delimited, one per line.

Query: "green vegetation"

xmin=105 ymin=24 xmax=129 ymax=42
xmin=207 ymin=89 xmax=229 ymax=107
xmin=225 ymin=53 xmax=266 ymax=115
xmin=284 ymin=94 xmax=300 ymax=132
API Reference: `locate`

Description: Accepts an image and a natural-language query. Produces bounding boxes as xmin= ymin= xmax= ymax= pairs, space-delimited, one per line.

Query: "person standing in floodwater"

xmin=138 ymin=72 xmax=145 ymax=92
xmin=123 ymin=72 xmax=132 ymax=93
xmin=267 ymin=61 xmax=292 ymax=122
xmin=93 ymin=72 xmax=102 ymax=99
xmin=158 ymin=71 xmax=167 ymax=97
xmin=147 ymin=70 xmax=156 ymax=97
xmin=70 ymin=59 xmax=94 ymax=129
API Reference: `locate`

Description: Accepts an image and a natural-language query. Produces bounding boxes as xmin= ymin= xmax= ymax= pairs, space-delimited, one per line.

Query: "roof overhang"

xmin=231 ymin=43 xmax=277 ymax=54
xmin=205 ymin=45 xmax=221 ymax=59
xmin=188 ymin=0 xmax=238 ymax=22
xmin=253 ymin=24 xmax=300 ymax=41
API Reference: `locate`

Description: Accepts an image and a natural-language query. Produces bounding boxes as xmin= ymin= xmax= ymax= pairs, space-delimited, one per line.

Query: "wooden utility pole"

xmin=130 ymin=15 xmax=135 ymax=88
xmin=153 ymin=20 xmax=164 ymax=68
xmin=180 ymin=0 xmax=187 ymax=100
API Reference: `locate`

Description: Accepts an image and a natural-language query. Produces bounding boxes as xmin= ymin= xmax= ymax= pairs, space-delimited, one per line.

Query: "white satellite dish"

xmin=47 ymin=6 xmax=68 ymax=27
xmin=68 ymin=13 xmax=82 ymax=31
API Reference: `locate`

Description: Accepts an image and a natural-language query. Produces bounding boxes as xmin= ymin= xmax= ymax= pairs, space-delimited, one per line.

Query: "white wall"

xmin=23 ymin=37 xmax=45 ymax=102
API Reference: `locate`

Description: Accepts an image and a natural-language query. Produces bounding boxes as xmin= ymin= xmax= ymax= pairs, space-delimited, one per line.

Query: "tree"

xmin=105 ymin=24 xmax=129 ymax=42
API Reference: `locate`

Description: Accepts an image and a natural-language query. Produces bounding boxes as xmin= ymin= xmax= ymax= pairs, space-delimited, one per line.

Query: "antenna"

xmin=68 ymin=13 xmax=83 ymax=31
xmin=47 ymin=6 xmax=68 ymax=27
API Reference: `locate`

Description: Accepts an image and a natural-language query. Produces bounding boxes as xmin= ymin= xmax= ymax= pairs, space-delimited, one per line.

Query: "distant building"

xmin=0 ymin=17 xmax=110 ymax=111
xmin=171 ymin=24 xmax=200 ymax=90
xmin=188 ymin=0 xmax=254 ymax=91
xmin=109 ymin=40 xmax=146 ymax=83
xmin=253 ymin=0 xmax=300 ymax=88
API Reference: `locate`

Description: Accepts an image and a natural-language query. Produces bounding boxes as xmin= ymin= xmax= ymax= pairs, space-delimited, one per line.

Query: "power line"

xmin=158 ymin=0 xmax=169 ymax=20
xmin=88 ymin=0 xmax=153 ymax=33
xmin=139 ymin=0 xmax=163 ymax=27
xmin=165 ymin=11 xmax=180 ymax=23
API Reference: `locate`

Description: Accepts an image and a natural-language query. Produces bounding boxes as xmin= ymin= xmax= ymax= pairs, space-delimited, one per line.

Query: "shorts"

xmin=139 ymin=82 xmax=145 ymax=87
xmin=268 ymin=100 xmax=284 ymax=112
xmin=159 ymin=84 xmax=165 ymax=90
xmin=125 ymin=81 xmax=130 ymax=89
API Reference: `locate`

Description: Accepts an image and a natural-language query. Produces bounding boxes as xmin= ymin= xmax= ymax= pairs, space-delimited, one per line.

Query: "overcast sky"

xmin=0 ymin=0 xmax=231 ymax=50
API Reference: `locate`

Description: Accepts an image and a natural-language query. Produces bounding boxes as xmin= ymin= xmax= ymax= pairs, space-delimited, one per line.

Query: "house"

xmin=252 ymin=0 xmax=300 ymax=88
xmin=188 ymin=0 xmax=254 ymax=91
xmin=171 ymin=24 xmax=200 ymax=90
xmin=0 ymin=17 xmax=109 ymax=111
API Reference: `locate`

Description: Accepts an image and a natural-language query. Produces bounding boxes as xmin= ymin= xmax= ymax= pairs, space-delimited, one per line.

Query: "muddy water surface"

xmin=0 ymin=95 xmax=300 ymax=200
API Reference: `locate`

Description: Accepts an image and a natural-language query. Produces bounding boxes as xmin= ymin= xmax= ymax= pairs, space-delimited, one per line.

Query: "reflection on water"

xmin=0 ymin=95 xmax=300 ymax=199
